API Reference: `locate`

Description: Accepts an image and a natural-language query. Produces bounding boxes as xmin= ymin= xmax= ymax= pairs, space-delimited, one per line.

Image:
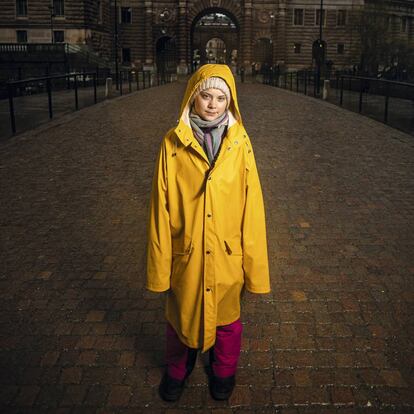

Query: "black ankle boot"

xmin=159 ymin=348 xmax=198 ymax=402
xmin=159 ymin=373 xmax=186 ymax=402
xmin=209 ymin=374 xmax=236 ymax=400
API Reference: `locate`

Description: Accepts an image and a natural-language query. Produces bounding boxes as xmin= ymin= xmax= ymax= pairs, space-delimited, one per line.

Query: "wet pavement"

xmin=0 ymin=79 xmax=413 ymax=413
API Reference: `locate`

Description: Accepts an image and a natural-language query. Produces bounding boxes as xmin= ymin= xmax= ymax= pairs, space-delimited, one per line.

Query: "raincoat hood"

xmin=176 ymin=64 xmax=241 ymax=143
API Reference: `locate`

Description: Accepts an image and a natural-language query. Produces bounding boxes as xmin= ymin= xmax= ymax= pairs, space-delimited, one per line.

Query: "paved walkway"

xmin=0 ymin=80 xmax=413 ymax=413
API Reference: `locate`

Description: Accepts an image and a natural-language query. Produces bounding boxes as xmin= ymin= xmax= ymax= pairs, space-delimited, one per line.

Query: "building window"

xmin=293 ymin=43 xmax=301 ymax=54
xmin=53 ymin=30 xmax=65 ymax=43
xmin=337 ymin=43 xmax=345 ymax=54
xmin=401 ymin=16 xmax=407 ymax=32
xmin=293 ymin=9 xmax=304 ymax=26
xmin=16 ymin=30 xmax=28 ymax=43
xmin=122 ymin=48 xmax=131 ymax=63
xmin=98 ymin=0 xmax=103 ymax=24
xmin=16 ymin=0 xmax=28 ymax=17
xmin=315 ymin=9 xmax=326 ymax=27
xmin=385 ymin=16 xmax=391 ymax=31
xmin=121 ymin=7 xmax=132 ymax=24
xmin=337 ymin=10 xmax=346 ymax=26
xmin=53 ymin=0 xmax=64 ymax=16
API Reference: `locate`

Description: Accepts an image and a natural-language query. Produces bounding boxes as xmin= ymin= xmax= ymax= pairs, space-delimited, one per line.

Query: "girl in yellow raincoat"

xmin=147 ymin=64 xmax=270 ymax=401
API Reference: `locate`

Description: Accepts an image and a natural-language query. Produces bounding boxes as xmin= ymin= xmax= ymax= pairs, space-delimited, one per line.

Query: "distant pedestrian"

xmin=146 ymin=64 xmax=270 ymax=402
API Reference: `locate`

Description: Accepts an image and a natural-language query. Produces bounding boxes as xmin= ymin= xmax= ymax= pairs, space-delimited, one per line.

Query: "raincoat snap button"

xmin=206 ymin=251 xmax=211 ymax=254
xmin=207 ymin=214 xmax=212 ymax=217
xmin=206 ymin=288 xmax=211 ymax=292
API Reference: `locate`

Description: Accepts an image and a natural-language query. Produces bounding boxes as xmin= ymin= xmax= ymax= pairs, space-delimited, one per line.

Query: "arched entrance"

xmin=206 ymin=37 xmax=226 ymax=64
xmin=191 ymin=10 xmax=239 ymax=73
xmin=155 ymin=36 xmax=177 ymax=79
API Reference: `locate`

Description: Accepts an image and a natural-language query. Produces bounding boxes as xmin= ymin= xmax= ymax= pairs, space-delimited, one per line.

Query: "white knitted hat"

xmin=192 ymin=77 xmax=231 ymax=108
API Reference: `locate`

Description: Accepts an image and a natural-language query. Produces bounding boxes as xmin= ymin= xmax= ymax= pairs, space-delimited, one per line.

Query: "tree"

xmin=349 ymin=0 xmax=391 ymax=75
xmin=388 ymin=39 xmax=414 ymax=81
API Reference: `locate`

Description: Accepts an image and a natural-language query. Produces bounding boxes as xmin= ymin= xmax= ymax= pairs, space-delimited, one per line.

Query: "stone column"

xmin=241 ymin=1 xmax=253 ymax=74
xmin=275 ymin=1 xmax=287 ymax=66
xmin=177 ymin=0 xmax=188 ymax=74
xmin=144 ymin=1 xmax=154 ymax=69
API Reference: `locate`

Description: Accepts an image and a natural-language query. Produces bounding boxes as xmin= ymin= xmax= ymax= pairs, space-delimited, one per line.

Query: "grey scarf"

xmin=189 ymin=111 xmax=229 ymax=164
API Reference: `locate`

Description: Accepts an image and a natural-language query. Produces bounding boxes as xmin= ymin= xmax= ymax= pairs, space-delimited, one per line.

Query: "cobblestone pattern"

xmin=0 ymin=80 xmax=413 ymax=413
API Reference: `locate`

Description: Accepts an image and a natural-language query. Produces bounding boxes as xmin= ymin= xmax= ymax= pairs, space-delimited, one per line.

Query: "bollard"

xmin=105 ymin=77 xmax=113 ymax=98
xmin=7 ymin=83 xmax=16 ymax=135
xmin=74 ymin=75 xmax=79 ymax=110
xmin=323 ymin=79 xmax=330 ymax=100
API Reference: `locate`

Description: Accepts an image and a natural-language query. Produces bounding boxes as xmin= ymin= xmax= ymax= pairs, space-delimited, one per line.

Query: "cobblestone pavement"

xmin=0 ymin=79 xmax=413 ymax=413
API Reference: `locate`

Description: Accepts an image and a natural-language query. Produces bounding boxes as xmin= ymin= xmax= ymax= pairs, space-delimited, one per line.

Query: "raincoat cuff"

xmin=245 ymin=285 xmax=271 ymax=294
xmin=146 ymin=283 xmax=170 ymax=292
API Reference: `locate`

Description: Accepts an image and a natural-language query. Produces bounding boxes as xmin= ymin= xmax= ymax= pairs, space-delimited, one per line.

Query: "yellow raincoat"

xmin=147 ymin=64 xmax=270 ymax=352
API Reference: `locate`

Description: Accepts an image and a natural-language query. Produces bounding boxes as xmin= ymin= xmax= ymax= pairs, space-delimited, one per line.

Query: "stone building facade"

xmin=0 ymin=0 xmax=413 ymax=74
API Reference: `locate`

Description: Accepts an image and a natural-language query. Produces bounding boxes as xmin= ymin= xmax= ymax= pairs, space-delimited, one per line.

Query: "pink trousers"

xmin=166 ymin=320 xmax=243 ymax=380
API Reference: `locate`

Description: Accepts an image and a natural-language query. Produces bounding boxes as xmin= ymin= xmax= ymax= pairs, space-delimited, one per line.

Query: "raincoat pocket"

xmin=171 ymin=238 xmax=193 ymax=289
xmin=224 ymin=238 xmax=243 ymax=256
xmin=172 ymin=238 xmax=193 ymax=256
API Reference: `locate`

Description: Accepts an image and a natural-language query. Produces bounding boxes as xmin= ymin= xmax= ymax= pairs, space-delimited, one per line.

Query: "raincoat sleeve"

xmin=242 ymin=142 xmax=271 ymax=294
xmin=146 ymin=138 xmax=172 ymax=292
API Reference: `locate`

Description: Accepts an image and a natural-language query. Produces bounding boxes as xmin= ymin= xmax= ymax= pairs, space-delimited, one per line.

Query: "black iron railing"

xmin=5 ymin=70 xmax=175 ymax=136
xmin=264 ymin=69 xmax=414 ymax=135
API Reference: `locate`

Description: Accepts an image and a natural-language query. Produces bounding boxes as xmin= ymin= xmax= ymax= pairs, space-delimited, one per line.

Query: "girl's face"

xmin=193 ymin=88 xmax=228 ymax=121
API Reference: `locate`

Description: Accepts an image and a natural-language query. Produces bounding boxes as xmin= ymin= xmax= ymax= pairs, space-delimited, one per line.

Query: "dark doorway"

xmin=253 ymin=38 xmax=273 ymax=73
xmin=156 ymin=36 xmax=177 ymax=79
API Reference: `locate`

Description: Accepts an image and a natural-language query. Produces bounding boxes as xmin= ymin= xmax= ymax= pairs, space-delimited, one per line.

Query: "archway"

xmin=155 ymin=36 xmax=177 ymax=79
xmin=206 ymin=37 xmax=226 ymax=64
xmin=191 ymin=9 xmax=239 ymax=73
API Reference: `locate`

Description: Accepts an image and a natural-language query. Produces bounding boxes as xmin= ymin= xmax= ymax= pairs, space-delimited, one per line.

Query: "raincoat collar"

xmin=174 ymin=64 xmax=242 ymax=147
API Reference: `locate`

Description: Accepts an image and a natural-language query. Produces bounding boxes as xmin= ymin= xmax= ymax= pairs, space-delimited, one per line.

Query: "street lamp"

xmin=114 ymin=0 xmax=119 ymax=89
xmin=317 ymin=0 xmax=324 ymax=95
xmin=113 ymin=0 xmax=119 ymax=89
xmin=270 ymin=12 xmax=276 ymax=66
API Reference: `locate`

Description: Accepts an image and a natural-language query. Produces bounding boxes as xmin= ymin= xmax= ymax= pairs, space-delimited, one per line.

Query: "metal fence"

xmin=4 ymin=69 xmax=175 ymax=138
xmin=263 ymin=70 xmax=414 ymax=136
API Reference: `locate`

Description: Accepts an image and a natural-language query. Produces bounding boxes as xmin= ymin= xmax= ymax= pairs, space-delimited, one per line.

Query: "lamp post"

xmin=159 ymin=11 xmax=166 ymax=78
xmin=316 ymin=0 xmax=324 ymax=95
xmin=114 ymin=0 xmax=119 ymax=89
xmin=270 ymin=12 xmax=275 ymax=65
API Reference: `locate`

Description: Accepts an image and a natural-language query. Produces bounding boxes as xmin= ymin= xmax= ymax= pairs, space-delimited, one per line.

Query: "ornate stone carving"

xmin=256 ymin=10 xmax=277 ymax=24
xmin=154 ymin=8 xmax=176 ymax=24
xmin=210 ymin=0 xmax=221 ymax=7
xmin=257 ymin=10 xmax=271 ymax=24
